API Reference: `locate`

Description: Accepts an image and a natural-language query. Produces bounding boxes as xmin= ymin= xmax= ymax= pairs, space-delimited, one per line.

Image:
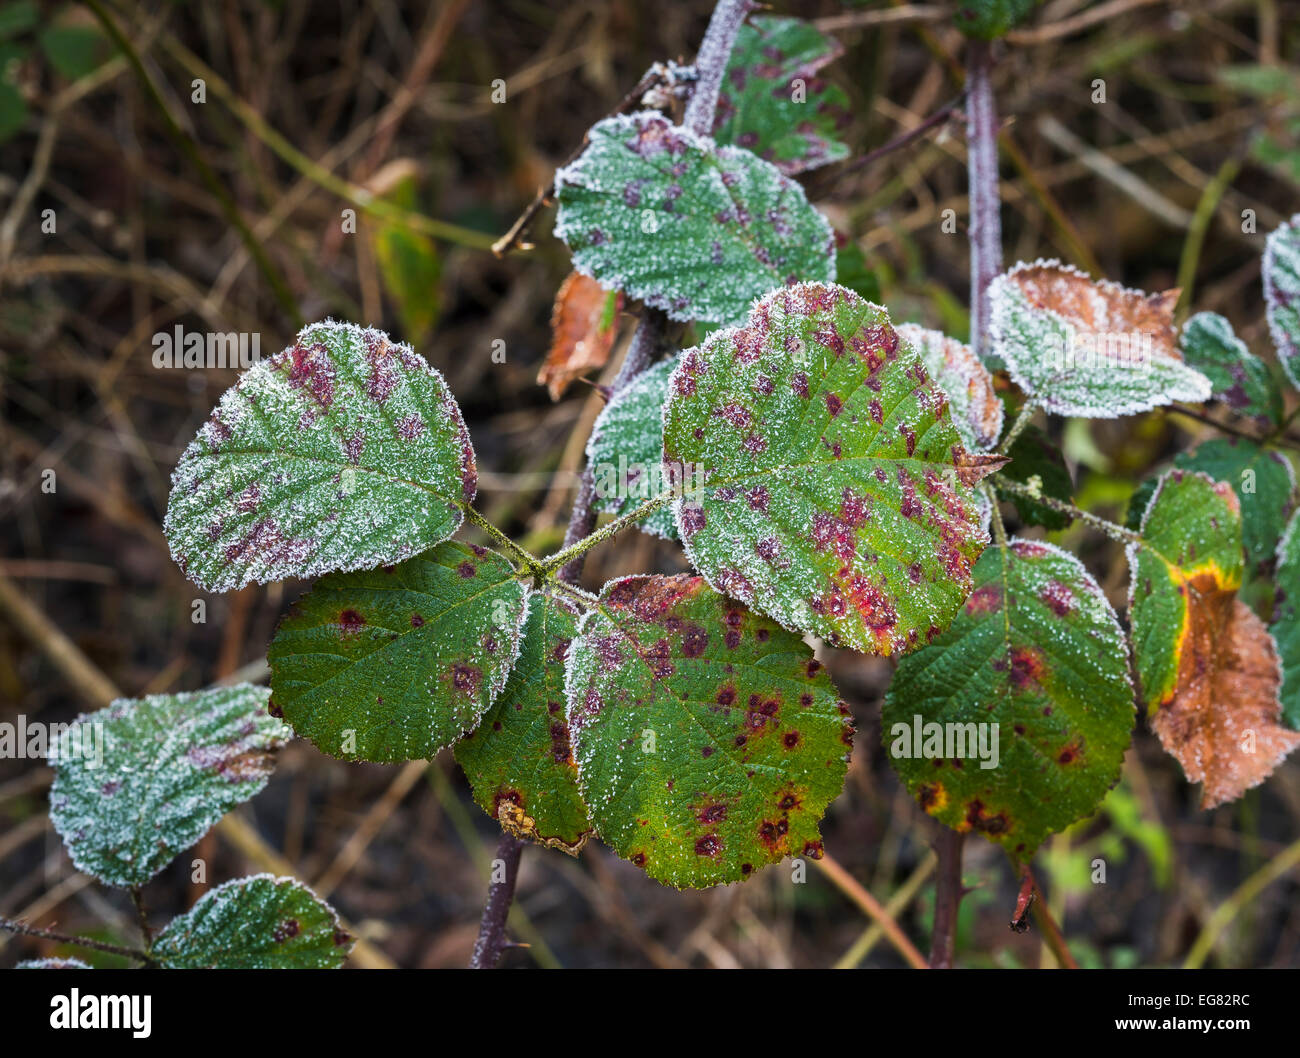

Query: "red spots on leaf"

xmin=697 ymin=802 xmax=729 ymax=824
xmin=451 ymin=663 xmax=482 ymax=695
xmin=1057 ymin=742 xmax=1081 ymax=765
xmin=1007 ymin=646 xmax=1045 ymax=689
xmin=695 ymin=834 xmax=722 ymax=857
xmin=791 ymin=371 xmax=810 ymax=398
xmin=964 ymin=800 xmax=1009 ymax=835
xmin=273 ymin=919 xmax=301 ymax=943
xmin=285 ymin=342 xmax=336 ymax=410
xmin=1039 ymin=579 xmax=1075 ymax=616
xmin=802 ymin=840 xmax=824 ymax=859
xmin=631 ymin=852 xmax=647 ymax=867
xmin=782 ymin=731 xmax=801 ymax=749
xmin=457 ymin=561 xmax=477 ymax=578
xmin=681 ymin=624 xmax=708 ymax=657
xmin=397 ymin=414 xmax=425 ymax=440
xmin=719 ymin=402 xmax=752 ymax=430
xmin=746 ymin=485 xmax=770 ymax=511
xmin=825 ymin=392 xmax=843 ymax=416
xmin=725 ymin=629 xmax=741 ymax=649
xmin=410 ymin=613 xmax=425 ymax=628
xmin=338 ymin=609 xmax=366 ymax=636
xmin=235 ymin=482 xmax=261 ymax=513
xmin=898 ymin=423 xmax=917 ymax=457
xmin=550 ymin=720 xmax=573 ymax=764
xmin=680 ymin=504 xmax=706 ymax=536
xmin=965 ymin=584 xmax=1002 ymax=614
xmin=716 ymin=685 xmax=736 ymax=707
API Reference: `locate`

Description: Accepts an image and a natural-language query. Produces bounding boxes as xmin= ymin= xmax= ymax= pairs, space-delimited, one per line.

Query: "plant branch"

xmin=1024 ymin=868 xmax=1078 ymax=969
xmin=965 ymin=39 xmax=1002 ymax=359
xmin=841 ymin=92 xmax=966 ymax=176
xmin=462 ymin=505 xmax=543 ymax=575
xmin=469 ymin=833 xmax=525 ymax=969
xmin=991 ymin=474 xmax=1140 ymax=545
xmin=929 ymin=828 xmax=965 ymax=968
xmin=130 ymin=887 xmax=153 ymax=948
xmin=997 ymin=401 xmax=1037 ymax=454
xmin=813 ymin=854 xmax=929 ymax=969
xmin=543 ymin=487 xmax=678 ymax=576
xmin=0 ymin=916 xmax=149 ymax=962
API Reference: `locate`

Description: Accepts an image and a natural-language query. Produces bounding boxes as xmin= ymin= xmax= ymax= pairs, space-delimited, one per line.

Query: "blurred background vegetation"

xmin=2 ymin=0 xmax=1300 ymax=968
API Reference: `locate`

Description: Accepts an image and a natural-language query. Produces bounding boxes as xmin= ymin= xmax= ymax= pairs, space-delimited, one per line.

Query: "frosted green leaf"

xmin=165 ymin=320 xmax=476 ymax=593
xmin=586 ymin=356 xmax=678 ymax=540
xmin=1264 ymin=214 xmax=1300 ymax=389
xmin=896 ymin=323 xmax=1003 ymax=450
xmin=662 ymin=282 xmax=991 ymax=656
xmin=553 ymin=110 xmax=836 ymax=325
xmin=17 ymin=957 xmax=93 ymax=969
xmin=1127 ymin=469 xmax=1243 ymax=712
xmin=152 ymin=875 xmax=352 ymax=969
xmin=989 ymin=260 xmax=1211 ymax=417
xmin=1170 ymin=438 xmax=1294 ymax=577
xmin=268 ymin=542 xmax=528 ymax=764
xmin=565 ymin=575 xmax=852 ymax=888
xmin=954 ymin=0 xmax=1039 ymax=40
xmin=1272 ymin=509 xmax=1300 ymax=728
xmin=48 ymin=685 xmax=289 ymax=888
xmin=994 ymin=424 xmax=1073 ymax=530
xmin=1180 ymin=312 xmax=1282 ymax=428
xmin=713 ymin=15 xmax=851 ymax=175
xmin=456 ymin=592 xmax=593 ymax=852
xmin=884 ymin=539 xmax=1134 ymax=858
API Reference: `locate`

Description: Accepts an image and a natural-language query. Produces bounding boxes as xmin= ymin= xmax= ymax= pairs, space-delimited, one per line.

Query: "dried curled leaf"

xmin=1128 ymin=469 xmax=1300 ymax=808
xmin=713 ymin=14 xmax=851 ymax=175
xmin=586 ymin=356 xmax=678 ymax=540
xmin=455 ymin=592 xmax=593 ymax=853
xmin=896 ymin=323 xmax=1003 ymax=450
xmin=1180 ymin=312 xmax=1282 ymax=428
xmin=553 ymin=110 xmax=835 ymax=325
xmin=268 ymin=542 xmax=528 ymax=763
xmin=662 ymin=282 xmax=989 ymax=655
xmin=565 ymin=575 xmax=852 ymax=888
xmin=989 ymin=260 xmax=1211 ymax=417
xmin=884 ymin=539 xmax=1135 ymax=858
xmin=152 ymin=875 xmax=352 ymax=969
xmin=165 ymin=320 xmax=476 ymax=592
xmin=49 ymin=685 xmax=288 ymax=888
xmin=1264 ymin=213 xmax=1300 ymax=390
xmin=539 ymin=272 xmax=623 ymax=400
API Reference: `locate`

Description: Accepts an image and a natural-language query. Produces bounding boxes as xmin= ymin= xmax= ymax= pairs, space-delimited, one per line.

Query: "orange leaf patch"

xmin=538 ymin=272 xmax=623 ymax=400
xmin=1152 ymin=572 xmax=1300 ymax=809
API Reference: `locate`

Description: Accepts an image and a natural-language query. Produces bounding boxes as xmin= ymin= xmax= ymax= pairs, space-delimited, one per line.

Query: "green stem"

xmin=0 ymin=916 xmax=150 ymax=963
xmin=462 ymin=506 xmax=543 ymax=575
xmin=998 ymin=401 xmax=1037 ymax=454
xmin=984 ymin=483 xmax=1008 ymax=550
xmin=540 ymin=488 xmax=678 ymax=575
xmin=1175 ymin=155 xmax=1242 ymax=319
xmin=991 ymin=474 xmax=1140 ymax=545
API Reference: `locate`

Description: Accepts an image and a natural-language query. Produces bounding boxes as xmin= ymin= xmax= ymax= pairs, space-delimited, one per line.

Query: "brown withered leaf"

xmin=539 ymin=272 xmax=623 ymax=400
xmin=1152 ymin=573 xmax=1300 ymax=809
xmin=953 ymin=449 xmax=1009 ymax=488
xmin=1005 ymin=261 xmax=1182 ymax=361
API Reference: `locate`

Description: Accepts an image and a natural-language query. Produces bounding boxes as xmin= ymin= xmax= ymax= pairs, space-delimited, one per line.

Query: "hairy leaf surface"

xmin=1271 ymin=510 xmax=1300 ymax=729
xmin=565 ymin=575 xmax=853 ymax=888
xmin=896 ymin=323 xmax=1003 ymax=450
xmin=662 ymin=282 xmax=990 ymax=655
xmin=586 ymin=356 xmax=678 ymax=540
xmin=268 ymin=542 xmax=528 ymax=763
xmin=1180 ymin=312 xmax=1282 ymax=427
xmin=1128 ymin=470 xmax=1299 ymax=807
xmin=49 ymin=685 xmax=288 ymax=888
xmin=884 ymin=539 xmax=1134 ymax=857
xmin=553 ymin=110 xmax=835 ymax=325
xmin=1264 ymin=214 xmax=1300 ymax=389
xmin=152 ymin=875 xmax=352 ymax=969
xmin=713 ymin=15 xmax=851 ymax=175
xmin=456 ymin=592 xmax=593 ymax=853
xmin=165 ymin=321 xmax=476 ymax=592
xmin=989 ymin=260 xmax=1211 ymax=417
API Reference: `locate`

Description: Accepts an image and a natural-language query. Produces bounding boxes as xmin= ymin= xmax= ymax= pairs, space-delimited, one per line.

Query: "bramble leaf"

xmin=712 ymin=14 xmax=851 ymax=175
xmin=553 ymin=110 xmax=836 ymax=325
xmin=954 ymin=0 xmax=1039 ymax=40
xmin=1128 ymin=469 xmax=1300 ymax=807
xmin=1171 ymin=438 xmax=1294 ymax=577
xmin=48 ymin=685 xmax=288 ymax=888
xmin=1271 ymin=509 xmax=1300 ymax=729
xmin=896 ymin=323 xmax=1003 ymax=450
xmin=1264 ymin=213 xmax=1300 ymax=389
xmin=165 ymin=320 xmax=476 ymax=593
xmin=586 ymin=356 xmax=678 ymax=540
xmin=884 ymin=539 xmax=1133 ymax=857
xmin=989 ymin=260 xmax=1211 ymax=417
xmin=662 ymin=282 xmax=990 ymax=656
xmin=268 ymin=542 xmax=528 ymax=763
xmin=565 ymin=575 xmax=852 ymax=888
xmin=455 ymin=592 xmax=593 ymax=853
xmin=994 ymin=424 xmax=1073 ymax=530
xmin=539 ymin=271 xmax=623 ymax=400
xmin=152 ymin=875 xmax=352 ymax=969
xmin=1180 ymin=312 xmax=1282 ymax=428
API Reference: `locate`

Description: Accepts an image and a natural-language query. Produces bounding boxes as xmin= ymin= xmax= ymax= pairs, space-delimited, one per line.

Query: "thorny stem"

xmin=991 ymin=474 xmax=1141 ymax=545
xmin=468 ymin=833 xmax=524 ymax=969
xmin=0 ymin=916 xmax=150 ymax=963
xmin=929 ymin=829 xmax=966 ymax=969
xmin=470 ymin=0 xmax=753 ymax=968
xmin=965 ymin=39 xmax=1002 ymax=359
xmin=543 ymin=488 xmax=679 ymax=576
xmin=997 ymin=401 xmax=1037 ymax=455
